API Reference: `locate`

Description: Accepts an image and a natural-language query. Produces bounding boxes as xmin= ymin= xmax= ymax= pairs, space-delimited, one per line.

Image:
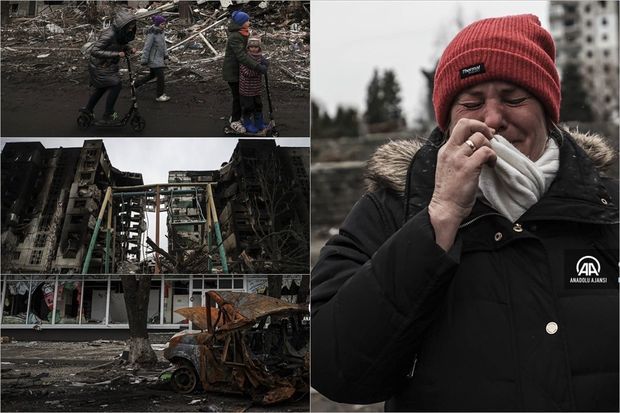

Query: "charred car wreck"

xmin=163 ymin=291 xmax=309 ymax=405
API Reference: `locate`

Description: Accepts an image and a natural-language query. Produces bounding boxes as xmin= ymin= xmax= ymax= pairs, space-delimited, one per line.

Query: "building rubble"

xmin=1 ymin=1 xmax=310 ymax=89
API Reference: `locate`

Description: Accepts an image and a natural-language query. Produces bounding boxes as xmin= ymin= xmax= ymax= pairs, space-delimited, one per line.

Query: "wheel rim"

xmin=171 ymin=366 xmax=197 ymax=394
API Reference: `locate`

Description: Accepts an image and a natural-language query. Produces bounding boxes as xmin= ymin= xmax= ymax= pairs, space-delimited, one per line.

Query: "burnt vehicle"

xmin=163 ymin=291 xmax=309 ymax=405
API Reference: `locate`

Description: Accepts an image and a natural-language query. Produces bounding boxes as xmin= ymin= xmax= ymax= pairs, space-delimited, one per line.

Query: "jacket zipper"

xmin=407 ymin=354 xmax=418 ymax=378
xmin=459 ymin=212 xmax=502 ymax=229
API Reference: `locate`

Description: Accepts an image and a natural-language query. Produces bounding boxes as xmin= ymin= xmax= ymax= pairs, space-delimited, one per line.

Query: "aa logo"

xmin=576 ymin=256 xmax=601 ymax=277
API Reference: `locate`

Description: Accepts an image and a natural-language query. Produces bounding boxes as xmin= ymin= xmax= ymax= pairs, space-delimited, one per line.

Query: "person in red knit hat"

xmin=312 ymin=14 xmax=618 ymax=411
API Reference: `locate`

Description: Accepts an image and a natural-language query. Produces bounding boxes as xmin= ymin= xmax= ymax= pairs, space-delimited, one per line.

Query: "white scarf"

xmin=477 ymin=134 xmax=560 ymax=223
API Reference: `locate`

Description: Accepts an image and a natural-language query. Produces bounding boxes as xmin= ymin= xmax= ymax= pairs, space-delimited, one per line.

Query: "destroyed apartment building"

xmin=1 ymin=140 xmax=144 ymax=274
xmin=1 ymin=139 xmax=309 ymax=274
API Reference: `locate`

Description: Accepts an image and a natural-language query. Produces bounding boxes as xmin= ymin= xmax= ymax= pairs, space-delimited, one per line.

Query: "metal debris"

xmin=164 ymin=291 xmax=309 ymax=405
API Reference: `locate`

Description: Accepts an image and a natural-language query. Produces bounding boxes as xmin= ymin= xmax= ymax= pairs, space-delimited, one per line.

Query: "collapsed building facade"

xmin=1 ymin=140 xmax=144 ymax=274
xmin=2 ymin=139 xmax=309 ymax=274
xmin=168 ymin=140 xmax=309 ymax=274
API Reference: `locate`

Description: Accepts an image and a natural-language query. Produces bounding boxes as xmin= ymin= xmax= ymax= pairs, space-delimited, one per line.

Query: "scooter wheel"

xmin=130 ymin=115 xmax=146 ymax=132
xmin=77 ymin=113 xmax=92 ymax=130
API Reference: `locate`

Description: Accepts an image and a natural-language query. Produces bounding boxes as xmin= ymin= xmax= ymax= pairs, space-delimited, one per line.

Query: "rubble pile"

xmin=1 ymin=1 xmax=310 ymax=88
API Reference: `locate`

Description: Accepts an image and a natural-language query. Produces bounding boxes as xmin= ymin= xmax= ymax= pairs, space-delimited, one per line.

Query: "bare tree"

xmin=178 ymin=1 xmax=194 ymax=24
xmin=85 ymin=1 xmax=99 ymax=25
xmin=267 ymin=276 xmax=283 ymax=299
xmin=1 ymin=1 xmax=11 ymax=26
xmin=245 ymin=153 xmax=309 ymax=273
xmin=121 ymin=275 xmax=157 ymax=365
xmin=296 ymin=275 xmax=309 ymax=304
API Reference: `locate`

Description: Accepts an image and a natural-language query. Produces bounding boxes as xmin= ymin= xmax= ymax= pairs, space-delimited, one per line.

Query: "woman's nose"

xmin=483 ymin=101 xmax=508 ymax=132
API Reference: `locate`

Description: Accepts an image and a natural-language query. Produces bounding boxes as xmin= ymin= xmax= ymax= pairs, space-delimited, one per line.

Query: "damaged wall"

xmin=167 ymin=140 xmax=309 ymax=274
xmin=1 ymin=140 xmax=144 ymax=274
xmin=2 ymin=139 xmax=308 ymax=275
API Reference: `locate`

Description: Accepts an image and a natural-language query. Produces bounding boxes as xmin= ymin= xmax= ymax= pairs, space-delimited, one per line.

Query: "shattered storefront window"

xmin=2 ymin=276 xmax=286 ymax=328
xmin=2 ymin=276 xmax=33 ymax=324
xmin=164 ymin=280 xmax=190 ymax=324
xmin=81 ymin=279 xmax=108 ymax=324
xmin=108 ymin=280 xmax=128 ymax=324
xmin=191 ymin=276 xmax=245 ymax=307
xmin=54 ymin=278 xmax=82 ymax=324
xmin=147 ymin=278 xmax=162 ymax=325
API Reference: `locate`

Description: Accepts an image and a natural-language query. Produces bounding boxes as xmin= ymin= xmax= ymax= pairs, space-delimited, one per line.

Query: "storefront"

xmin=1 ymin=275 xmax=303 ymax=339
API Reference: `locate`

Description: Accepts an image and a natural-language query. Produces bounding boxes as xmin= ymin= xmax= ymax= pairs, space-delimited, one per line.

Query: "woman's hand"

xmin=429 ymin=118 xmax=497 ymax=250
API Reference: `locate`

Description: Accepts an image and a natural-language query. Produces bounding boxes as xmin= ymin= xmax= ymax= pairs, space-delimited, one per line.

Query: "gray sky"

xmin=311 ymin=0 xmax=550 ymax=123
xmin=1 ymin=137 xmax=309 ymax=254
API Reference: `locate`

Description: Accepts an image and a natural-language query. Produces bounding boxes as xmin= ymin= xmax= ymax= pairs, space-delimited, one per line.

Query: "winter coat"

xmin=222 ymin=22 xmax=261 ymax=83
xmin=239 ymin=53 xmax=262 ymax=96
xmin=141 ymin=25 xmax=168 ymax=69
xmin=88 ymin=9 xmax=136 ymax=88
xmin=311 ymin=127 xmax=619 ymax=411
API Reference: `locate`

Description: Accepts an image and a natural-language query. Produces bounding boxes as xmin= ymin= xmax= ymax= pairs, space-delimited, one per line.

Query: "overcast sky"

xmin=311 ymin=0 xmax=550 ymax=123
xmin=1 ymin=137 xmax=309 ymax=254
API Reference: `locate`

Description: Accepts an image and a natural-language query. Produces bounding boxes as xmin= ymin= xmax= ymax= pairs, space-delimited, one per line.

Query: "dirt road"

xmin=1 ymin=65 xmax=309 ymax=138
xmin=1 ymin=340 xmax=309 ymax=412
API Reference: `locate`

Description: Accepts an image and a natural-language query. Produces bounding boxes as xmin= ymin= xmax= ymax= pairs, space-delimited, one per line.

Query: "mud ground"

xmin=1 ymin=59 xmax=309 ymax=138
xmin=310 ymin=390 xmax=384 ymax=412
xmin=1 ymin=340 xmax=309 ymax=412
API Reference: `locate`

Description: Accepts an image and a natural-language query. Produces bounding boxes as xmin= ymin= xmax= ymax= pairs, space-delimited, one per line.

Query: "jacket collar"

xmin=402 ymin=127 xmax=618 ymax=225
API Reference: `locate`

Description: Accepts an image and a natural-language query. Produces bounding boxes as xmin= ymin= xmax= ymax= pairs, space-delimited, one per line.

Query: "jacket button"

xmin=601 ymin=198 xmax=608 ymax=205
xmin=513 ymin=223 xmax=523 ymax=232
xmin=546 ymin=322 xmax=558 ymax=335
xmin=494 ymin=232 xmax=503 ymax=241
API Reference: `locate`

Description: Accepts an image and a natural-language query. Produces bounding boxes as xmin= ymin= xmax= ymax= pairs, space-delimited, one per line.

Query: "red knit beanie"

xmin=433 ymin=14 xmax=560 ymax=131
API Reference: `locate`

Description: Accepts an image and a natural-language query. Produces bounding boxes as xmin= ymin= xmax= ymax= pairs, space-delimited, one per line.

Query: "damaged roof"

xmin=175 ymin=290 xmax=307 ymax=331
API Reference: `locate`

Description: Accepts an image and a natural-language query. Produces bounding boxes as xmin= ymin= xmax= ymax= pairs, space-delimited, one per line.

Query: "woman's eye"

xmin=461 ymin=102 xmax=482 ymax=109
xmin=506 ymin=97 xmax=528 ymax=105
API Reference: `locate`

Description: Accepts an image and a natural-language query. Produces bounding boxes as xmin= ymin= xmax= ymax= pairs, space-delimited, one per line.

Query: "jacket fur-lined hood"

xmin=364 ymin=130 xmax=617 ymax=193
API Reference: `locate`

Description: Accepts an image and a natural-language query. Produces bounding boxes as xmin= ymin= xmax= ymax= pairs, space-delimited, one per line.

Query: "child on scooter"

xmin=239 ymin=37 xmax=269 ymax=134
xmin=222 ymin=10 xmax=268 ymax=134
xmin=134 ymin=14 xmax=170 ymax=102
xmin=82 ymin=9 xmax=137 ymax=124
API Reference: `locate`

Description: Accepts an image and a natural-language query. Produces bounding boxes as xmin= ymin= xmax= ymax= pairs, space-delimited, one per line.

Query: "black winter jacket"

xmin=88 ymin=9 xmax=136 ymax=88
xmin=311 ymin=128 xmax=619 ymax=411
xmin=222 ymin=22 xmax=261 ymax=83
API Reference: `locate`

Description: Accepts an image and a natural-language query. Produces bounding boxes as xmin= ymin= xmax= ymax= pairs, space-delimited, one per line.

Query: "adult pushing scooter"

xmin=77 ymin=53 xmax=145 ymax=132
xmin=78 ymin=8 xmax=145 ymax=133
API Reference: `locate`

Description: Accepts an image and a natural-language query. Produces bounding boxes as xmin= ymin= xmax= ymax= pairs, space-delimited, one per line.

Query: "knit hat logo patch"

xmin=460 ymin=63 xmax=486 ymax=79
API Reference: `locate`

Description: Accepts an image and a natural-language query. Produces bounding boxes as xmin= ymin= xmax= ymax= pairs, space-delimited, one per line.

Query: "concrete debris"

xmin=45 ymin=23 xmax=64 ymax=34
xmin=2 ymin=371 xmax=50 ymax=388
